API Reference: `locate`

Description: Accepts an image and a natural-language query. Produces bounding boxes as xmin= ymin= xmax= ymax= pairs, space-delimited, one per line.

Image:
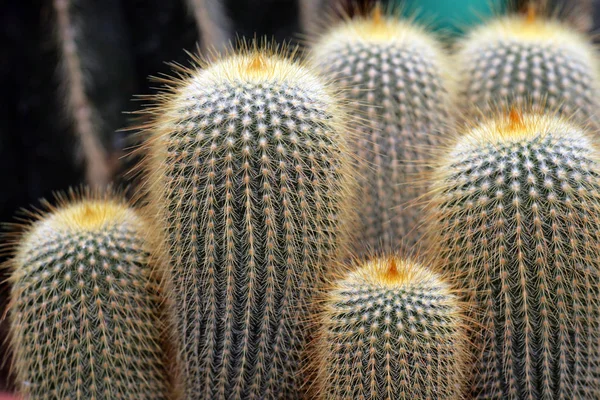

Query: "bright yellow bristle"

xmin=342 ymin=256 xmax=451 ymax=292
xmin=452 ymin=111 xmax=588 ymax=154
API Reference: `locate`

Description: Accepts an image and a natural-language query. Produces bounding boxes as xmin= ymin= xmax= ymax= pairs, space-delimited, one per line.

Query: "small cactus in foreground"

xmin=424 ymin=111 xmax=600 ymax=399
xmin=141 ymin=46 xmax=355 ymax=399
xmin=7 ymin=192 xmax=173 ymax=400
xmin=314 ymin=255 xmax=468 ymax=400
xmin=456 ymin=11 xmax=600 ymax=126
xmin=310 ymin=5 xmax=453 ymax=253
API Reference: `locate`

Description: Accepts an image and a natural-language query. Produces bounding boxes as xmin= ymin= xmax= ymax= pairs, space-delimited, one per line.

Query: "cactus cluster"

xmin=425 ymin=111 xmax=600 ymax=398
xmin=8 ymin=192 xmax=173 ymax=400
xmin=8 ymin=3 xmax=600 ymax=400
xmin=314 ymin=255 xmax=468 ymax=400
xmin=310 ymin=6 xmax=453 ymax=253
xmin=455 ymin=11 xmax=600 ymax=126
xmin=141 ymin=48 xmax=355 ymax=399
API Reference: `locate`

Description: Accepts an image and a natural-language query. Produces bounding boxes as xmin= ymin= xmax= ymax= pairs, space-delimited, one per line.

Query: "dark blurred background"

xmin=0 ymin=0 xmax=597 ymax=393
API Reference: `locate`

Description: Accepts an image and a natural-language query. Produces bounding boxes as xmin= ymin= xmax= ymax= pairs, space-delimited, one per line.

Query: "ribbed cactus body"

xmin=311 ymin=9 xmax=453 ymax=252
xmin=456 ymin=14 xmax=600 ymax=125
xmin=425 ymin=112 xmax=600 ymax=399
xmin=315 ymin=256 xmax=467 ymax=400
xmin=143 ymin=50 xmax=354 ymax=399
xmin=8 ymin=194 xmax=171 ymax=400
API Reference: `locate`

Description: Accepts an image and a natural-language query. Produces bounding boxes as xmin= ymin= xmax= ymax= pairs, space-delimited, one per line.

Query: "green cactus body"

xmin=310 ymin=7 xmax=453 ymax=253
xmin=142 ymin=49 xmax=354 ymax=399
xmin=8 ymin=194 xmax=172 ymax=400
xmin=456 ymin=14 xmax=600 ymax=126
xmin=314 ymin=256 xmax=467 ymax=399
xmin=425 ymin=111 xmax=600 ymax=399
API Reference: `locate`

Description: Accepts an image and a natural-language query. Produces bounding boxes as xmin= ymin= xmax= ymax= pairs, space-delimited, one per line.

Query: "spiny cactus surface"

xmin=142 ymin=47 xmax=355 ymax=399
xmin=425 ymin=111 xmax=600 ymax=399
xmin=311 ymin=7 xmax=453 ymax=253
xmin=8 ymin=192 xmax=172 ymax=400
xmin=314 ymin=256 xmax=467 ymax=400
xmin=456 ymin=13 xmax=600 ymax=126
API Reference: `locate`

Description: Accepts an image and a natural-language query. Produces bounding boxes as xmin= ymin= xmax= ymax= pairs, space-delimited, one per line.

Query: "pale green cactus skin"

xmin=142 ymin=50 xmax=355 ymax=399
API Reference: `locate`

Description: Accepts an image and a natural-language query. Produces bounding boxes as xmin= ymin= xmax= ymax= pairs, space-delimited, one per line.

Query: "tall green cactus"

xmin=424 ymin=110 xmax=600 ymax=398
xmin=140 ymin=47 xmax=355 ymax=399
xmin=310 ymin=5 xmax=454 ymax=253
xmin=456 ymin=11 xmax=600 ymax=126
xmin=7 ymin=191 xmax=174 ymax=400
xmin=314 ymin=256 xmax=468 ymax=399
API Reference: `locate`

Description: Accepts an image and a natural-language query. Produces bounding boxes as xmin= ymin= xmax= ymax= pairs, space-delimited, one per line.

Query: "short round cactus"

xmin=314 ymin=256 xmax=468 ymax=400
xmin=8 ymin=192 xmax=173 ymax=400
xmin=424 ymin=111 xmax=600 ymax=398
xmin=310 ymin=6 xmax=454 ymax=253
xmin=456 ymin=12 xmax=600 ymax=126
xmin=140 ymin=47 xmax=355 ymax=399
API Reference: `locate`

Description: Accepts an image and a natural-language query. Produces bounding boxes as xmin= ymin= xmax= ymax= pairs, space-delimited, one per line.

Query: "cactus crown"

xmin=460 ymin=13 xmax=597 ymax=58
xmin=7 ymin=190 xmax=173 ymax=400
xmin=425 ymin=110 xmax=600 ymax=398
xmin=311 ymin=5 xmax=443 ymax=59
xmin=314 ymin=255 xmax=468 ymax=399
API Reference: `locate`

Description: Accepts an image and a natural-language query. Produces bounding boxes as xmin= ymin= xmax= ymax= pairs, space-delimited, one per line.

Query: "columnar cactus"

xmin=314 ymin=255 xmax=468 ymax=399
xmin=424 ymin=110 xmax=600 ymax=398
xmin=141 ymin=47 xmax=355 ymax=399
xmin=456 ymin=11 xmax=600 ymax=126
xmin=310 ymin=5 xmax=454 ymax=253
xmin=8 ymin=191 xmax=173 ymax=400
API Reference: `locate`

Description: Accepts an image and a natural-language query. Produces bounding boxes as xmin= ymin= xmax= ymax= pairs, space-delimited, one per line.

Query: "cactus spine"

xmin=141 ymin=47 xmax=355 ymax=399
xmin=455 ymin=11 xmax=600 ymax=126
xmin=314 ymin=256 xmax=468 ymax=399
xmin=310 ymin=6 xmax=454 ymax=253
xmin=8 ymin=192 xmax=173 ymax=400
xmin=424 ymin=111 xmax=600 ymax=399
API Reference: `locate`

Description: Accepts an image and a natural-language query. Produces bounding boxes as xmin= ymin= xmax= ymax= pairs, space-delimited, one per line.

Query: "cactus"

xmin=424 ymin=110 xmax=600 ymax=398
xmin=7 ymin=191 xmax=174 ymax=400
xmin=310 ymin=5 xmax=454 ymax=253
xmin=314 ymin=255 xmax=468 ymax=400
xmin=455 ymin=10 xmax=600 ymax=126
xmin=140 ymin=46 xmax=355 ymax=399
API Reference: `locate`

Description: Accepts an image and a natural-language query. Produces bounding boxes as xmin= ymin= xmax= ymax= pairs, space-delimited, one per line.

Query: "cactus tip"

xmin=247 ymin=53 xmax=266 ymax=72
xmin=526 ymin=2 xmax=537 ymax=24
xmin=372 ymin=3 xmax=383 ymax=26
xmin=507 ymin=108 xmax=525 ymax=131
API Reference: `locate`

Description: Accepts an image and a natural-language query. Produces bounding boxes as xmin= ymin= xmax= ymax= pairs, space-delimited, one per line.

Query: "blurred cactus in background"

xmin=311 ymin=5 xmax=454 ymax=254
xmin=455 ymin=9 xmax=600 ymax=126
